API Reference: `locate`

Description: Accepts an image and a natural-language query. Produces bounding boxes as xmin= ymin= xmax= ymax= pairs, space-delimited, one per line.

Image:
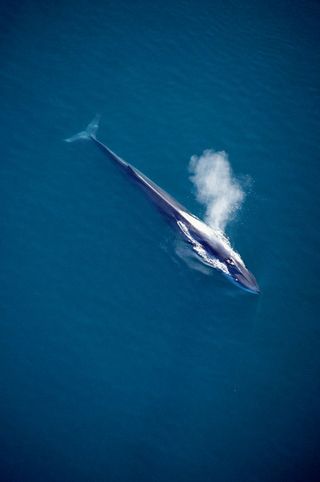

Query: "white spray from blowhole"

xmin=189 ymin=150 xmax=245 ymax=233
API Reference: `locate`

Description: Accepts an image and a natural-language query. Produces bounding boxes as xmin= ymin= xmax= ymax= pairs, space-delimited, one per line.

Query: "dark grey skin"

xmin=66 ymin=116 xmax=259 ymax=293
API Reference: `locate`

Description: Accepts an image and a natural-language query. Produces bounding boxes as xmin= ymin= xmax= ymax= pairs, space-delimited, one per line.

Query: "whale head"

xmin=225 ymin=257 xmax=260 ymax=294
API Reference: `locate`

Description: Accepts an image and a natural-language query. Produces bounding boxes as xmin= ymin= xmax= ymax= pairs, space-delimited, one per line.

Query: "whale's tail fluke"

xmin=65 ymin=115 xmax=100 ymax=142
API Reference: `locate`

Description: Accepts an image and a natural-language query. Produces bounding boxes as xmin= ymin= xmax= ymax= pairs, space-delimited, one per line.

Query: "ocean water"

xmin=1 ymin=1 xmax=320 ymax=481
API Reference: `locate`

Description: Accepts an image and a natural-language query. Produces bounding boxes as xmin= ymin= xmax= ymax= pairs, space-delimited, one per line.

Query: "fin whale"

xmin=65 ymin=116 xmax=259 ymax=294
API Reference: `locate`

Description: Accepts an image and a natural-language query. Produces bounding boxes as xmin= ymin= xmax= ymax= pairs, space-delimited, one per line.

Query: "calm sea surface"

xmin=1 ymin=1 xmax=320 ymax=481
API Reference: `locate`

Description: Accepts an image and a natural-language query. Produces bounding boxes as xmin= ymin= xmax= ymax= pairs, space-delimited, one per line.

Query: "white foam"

xmin=176 ymin=220 xmax=229 ymax=274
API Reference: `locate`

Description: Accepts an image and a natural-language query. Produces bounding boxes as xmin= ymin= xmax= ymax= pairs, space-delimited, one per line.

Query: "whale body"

xmin=66 ymin=116 xmax=259 ymax=293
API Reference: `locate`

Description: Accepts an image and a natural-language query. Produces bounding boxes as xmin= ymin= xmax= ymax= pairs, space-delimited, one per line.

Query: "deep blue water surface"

xmin=1 ymin=1 xmax=320 ymax=481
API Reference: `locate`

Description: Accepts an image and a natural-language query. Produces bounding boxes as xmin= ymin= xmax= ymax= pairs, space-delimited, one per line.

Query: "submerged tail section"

xmin=65 ymin=115 xmax=100 ymax=142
